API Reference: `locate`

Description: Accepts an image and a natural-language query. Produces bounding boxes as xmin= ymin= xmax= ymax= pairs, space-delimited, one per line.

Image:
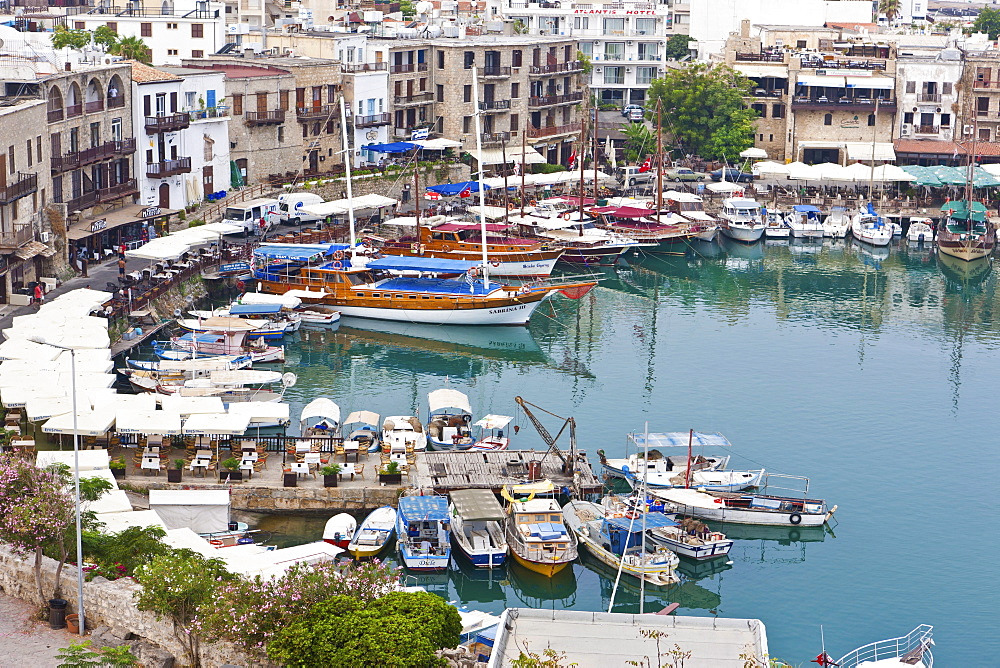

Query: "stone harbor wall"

xmin=124 ymin=480 xmax=402 ymax=513
xmin=0 ymin=544 xmax=249 ymax=667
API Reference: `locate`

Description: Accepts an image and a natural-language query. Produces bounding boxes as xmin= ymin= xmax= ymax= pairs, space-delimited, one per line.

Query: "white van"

xmin=276 ymin=192 xmax=325 ymax=225
xmin=222 ymin=198 xmax=280 ymax=233
xmin=616 ymin=165 xmax=658 ymax=187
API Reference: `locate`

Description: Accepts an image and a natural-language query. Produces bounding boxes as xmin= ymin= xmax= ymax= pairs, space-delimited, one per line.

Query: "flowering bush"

xmin=193 ymin=558 xmax=402 ymax=660
xmin=84 ymin=561 xmax=127 ymax=582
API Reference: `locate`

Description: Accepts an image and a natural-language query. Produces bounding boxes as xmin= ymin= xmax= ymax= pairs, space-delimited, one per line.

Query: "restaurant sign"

xmin=573 ymin=8 xmax=656 ymax=14
xmin=140 ymin=206 xmax=161 ymax=218
xmin=219 ymin=262 xmax=250 ymax=274
xmin=90 ymin=219 xmax=107 ymax=232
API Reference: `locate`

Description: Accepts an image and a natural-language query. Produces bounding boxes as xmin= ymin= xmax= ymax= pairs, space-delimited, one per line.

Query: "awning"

xmin=608 ymin=206 xmax=655 ymax=218
xmin=470 ymin=147 xmax=547 ymax=166
xmin=68 ymin=204 xmax=178 ymax=241
xmin=300 ymin=194 xmax=398 ymax=217
xmin=115 ymin=410 xmax=183 ymax=435
xmin=473 ymin=414 xmax=512 ymax=430
xmin=398 ymin=495 xmax=449 ymax=522
xmin=411 ymin=138 xmax=463 ymax=150
xmin=182 ymin=411 xmax=251 ymax=435
xmin=844 ymin=142 xmax=896 ymax=161
xmin=797 ymin=74 xmax=845 ymax=87
xmin=629 ymin=431 xmax=733 ymax=448
xmin=363 ymin=142 xmax=417 ymax=154
xmin=428 ymin=388 xmax=472 ymax=414
xmin=426 ymin=181 xmax=491 ymax=196
xmin=228 ymin=303 xmax=283 ymax=315
xmin=366 ymin=256 xmax=478 ymax=273
xmin=450 ymin=488 xmax=505 ymax=522
xmin=345 ymin=410 xmax=380 ymax=426
xmin=37 ymin=449 xmax=111 ymax=471
xmin=158 ymin=395 xmax=226 ymax=416
xmin=227 ymin=401 xmax=290 ymax=424
xmin=254 ymin=243 xmax=344 ymax=261
xmin=42 ymin=409 xmax=116 ymax=436
xmin=300 ymin=397 xmax=341 ymax=427
xmin=844 ymin=76 xmax=894 ymax=89
xmin=733 ymin=65 xmax=789 ymax=79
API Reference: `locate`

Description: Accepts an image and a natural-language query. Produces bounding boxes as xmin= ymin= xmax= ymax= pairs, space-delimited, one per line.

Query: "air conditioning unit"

xmin=39 ymin=231 xmax=50 ymax=243
xmin=900 ymin=124 xmax=911 ymax=136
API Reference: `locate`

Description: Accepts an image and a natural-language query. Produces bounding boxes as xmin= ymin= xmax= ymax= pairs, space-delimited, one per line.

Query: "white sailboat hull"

xmin=764 ymin=226 xmax=790 ymax=238
xmin=332 ymin=299 xmax=545 ymax=326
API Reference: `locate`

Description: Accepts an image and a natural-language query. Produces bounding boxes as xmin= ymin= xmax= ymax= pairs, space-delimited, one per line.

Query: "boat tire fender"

xmin=443 ymin=244 xmax=451 ymax=252
xmin=236 ymin=280 xmax=246 ymax=291
xmin=789 ymin=512 xmax=802 ymax=525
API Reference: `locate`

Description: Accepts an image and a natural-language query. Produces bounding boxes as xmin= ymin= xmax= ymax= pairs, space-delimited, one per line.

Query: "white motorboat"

xmin=906 ymin=218 xmax=935 ymax=243
xmin=396 ymin=495 xmax=451 ymax=571
xmin=426 ymin=388 xmax=474 ymax=451
xmin=348 ymin=505 xmax=397 ymax=558
xmin=343 ymin=410 xmax=381 ymax=454
xmin=562 ymin=500 xmax=678 ymax=588
xmin=652 ymin=477 xmax=836 ymax=527
xmin=787 ymin=205 xmax=825 ymax=239
xmin=823 ymin=206 xmax=851 ymax=238
xmin=851 ymin=204 xmax=893 ymax=246
xmin=449 ymin=489 xmax=508 ymax=569
xmin=322 ymin=513 xmax=356 ymax=549
xmin=124 ymin=368 xmax=287 ymax=403
xmin=833 ymin=624 xmax=934 ymax=668
xmin=763 ymin=208 xmax=791 ymax=238
xmin=298 ymin=309 xmax=341 ymax=327
xmin=126 ymin=354 xmax=253 ymax=373
xmin=382 ymin=415 xmax=427 ymax=453
xmin=470 ymin=414 xmax=512 ymax=451
xmin=718 ymin=197 xmax=766 ymax=243
xmin=300 ymin=397 xmax=341 ymax=437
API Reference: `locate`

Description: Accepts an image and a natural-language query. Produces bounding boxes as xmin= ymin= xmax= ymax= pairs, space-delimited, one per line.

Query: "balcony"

xmin=394 ymin=92 xmax=434 ymax=106
xmin=917 ymin=93 xmax=942 ymax=103
xmin=47 ymin=108 xmax=63 ymax=123
xmin=480 ymin=132 xmax=511 ymax=145
xmin=915 ymin=125 xmax=940 ymax=134
xmin=188 ymin=107 xmax=229 ymax=122
xmin=85 ymin=100 xmax=104 ymax=113
xmin=389 ymin=63 xmax=428 ymax=74
xmin=146 ymin=157 xmax=192 ymax=178
xmin=296 ymin=104 xmax=337 ymax=122
xmin=799 ymin=58 xmax=886 ymax=71
xmin=66 ymin=179 xmax=138 ymax=212
xmin=355 ymin=113 xmax=391 ymax=128
xmin=602 ymin=54 xmax=625 ymax=62
xmin=735 ymin=52 xmax=787 ymax=63
xmin=107 ymin=96 xmax=126 ymax=109
xmin=51 ymin=139 xmax=136 ymax=174
xmin=528 ymin=92 xmax=584 ymax=108
xmin=65 ymin=103 xmax=82 ymax=118
xmin=342 ymin=62 xmax=387 ymax=72
xmin=973 ymin=80 xmax=1000 ymax=90
xmin=527 ymin=122 xmax=582 ymax=139
xmin=0 ymin=173 xmax=37 ymax=205
xmin=529 ymin=61 xmax=583 ymax=76
xmin=482 ymin=66 xmax=512 ymax=77
xmin=479 ymin=100 xmax=511 ymax=111
xmin=0 ymin=224 xmax=35 ymax=250
xmin=790 ymin=97 xmax=895 ymax=111
xmin=245 ymin=110 xmax=286 ymax=126
xmin=145 ymin=113 xmax=191 ymax=134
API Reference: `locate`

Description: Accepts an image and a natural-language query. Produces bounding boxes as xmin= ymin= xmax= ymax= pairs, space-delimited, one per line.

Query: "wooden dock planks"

xmin=413 ymin=449 xmax=603 ymax=495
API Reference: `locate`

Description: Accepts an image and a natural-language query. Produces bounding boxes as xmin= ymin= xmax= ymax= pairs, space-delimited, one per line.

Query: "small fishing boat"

xmin=298 ymin=308 xmax=341 ymax=327
xmin=603 ymin=496 xmax=733 ymax=560
xmin=449 ymin=489 xmax=508 ymax=568
xmin=382 ymin=415 xmax=426 ymax=453
xmin=300 ymin=397 xmax=341 ymax=437
xmin=189 ymin=302 xmax=302 ymax=334
xmin=652 ymin=478 xmax=835 ymax=527
xmin=123 ymin=368 xmax=286 ymax=402
xmin=718 ymin=197 xmax=766 ymax=243
xmin=154 ymin=318 xmax=285 ymax=363
xmin=823 ymin=206 xmax=851 ymax=238
xmin=763 ymin=207 xmax=791 ymax=238
xmin=200 ymin=521 xmax=263 ymax=549
xmin=562 ymin=499 xmax=678 ymax=588
xmin=851 ymin=203 xmax=892 ymax=246
xmin=833 ymin=624 xmax=934 ymax=668
xmin=322 ymin=513 xmax=357 ymax=549
xmin=787 ymin=205 xmax=825 ymax=239
xmin=177 ymin=315 xmax=288 ymax=340
xmin=502 ymin=481 xmax=578 ymax=577
xmin=343 ymin=410 xmax=381 ymax=454
xmin=470 ymin=414 xmax=512 ymax=451
xmin=395 ymin=495 xmax=451 ymax=571
xmin=906 ymin=218 xmax=935 ymax=243
xmin=348 ymin=505 xmax=397 ymax=558
xmin=426 ymin=388 xmax=474 ymax=451
xmin=126 ymin=354 xmax=253 ymax=372
xmin=510 ymin=210 xmax=641 ymax=266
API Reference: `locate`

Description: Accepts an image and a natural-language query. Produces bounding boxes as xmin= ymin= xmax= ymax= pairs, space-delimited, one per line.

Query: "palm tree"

xmin=878 ymin=0 xmax=901 ymax=24
xmin=110 ymin=36 xmax=151 ymax=64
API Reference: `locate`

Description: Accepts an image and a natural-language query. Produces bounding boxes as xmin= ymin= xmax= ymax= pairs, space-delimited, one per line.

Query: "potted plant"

xmin=109 ymin=457 xmax=126 ymax=480
xmin=378 ymin=460 xmax=402 ymax=485
xmin=321 ymin=463 xmax=342 ymax=488
xmin=167 ymin=458 xmax=185 ymax=483
xmin=220 ymin=457 xmax=242 ymax=482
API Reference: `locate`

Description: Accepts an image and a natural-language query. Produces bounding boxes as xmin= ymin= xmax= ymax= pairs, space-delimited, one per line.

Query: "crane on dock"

xmin=514 ymin=396 xmax=577 ymax=478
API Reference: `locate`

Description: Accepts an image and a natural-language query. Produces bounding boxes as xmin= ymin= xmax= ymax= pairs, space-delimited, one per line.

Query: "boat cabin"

xmin=398 ymin=496 xmax=450 ymax=557
xmin=720 ymin=198 xmax=761 ymax=222
xmin=510 ymin=498 xmax=571 ymax=558
xmin=416 ymin=223 xmax=544 ymax=252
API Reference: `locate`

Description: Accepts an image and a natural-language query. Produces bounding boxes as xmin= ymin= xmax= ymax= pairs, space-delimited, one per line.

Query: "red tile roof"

xmin=894 ymin=138 xmax=1000 ymax=157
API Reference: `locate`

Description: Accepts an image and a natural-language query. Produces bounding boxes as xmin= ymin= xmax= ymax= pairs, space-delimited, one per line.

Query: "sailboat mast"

xmin=339 ymin=97 xmax=357 ymax=256
xmin=656 ymin=100 xmax=663 ymax=223
xmin=520 ymin=130 xmax=526 ymax=215
xmin=684 ymin=427 xmax=693 ymax=489
xmin=592 ymin=104 xmax=599 ymax=206
xmin=414 ymin=153 xmax=420 ymax=229
xmin=868 ymin=98 xmax=879 ymax=201
xmin=579 ymin=125 xmax=586 ymax=223
xmin=471 ymin=66 xmax=489 ymax=288
xmin=501 ymin=138 xmax=510 ymax=213
xmin=639 ymin=420 xmax=649 ymax=614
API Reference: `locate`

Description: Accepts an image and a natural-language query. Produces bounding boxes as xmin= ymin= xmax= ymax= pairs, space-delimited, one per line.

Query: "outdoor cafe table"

xmin=343 ymin=441 xmax=360 ymax=462
xmin=239 ymin=461 xmax=254 ymax=480
xmin=290 ymin=462 xmax=311 ymax=478
xmin=303 ymin=452 xmax=321 ymax=468
xmin=339 ymin=463 xmax=356 ymax=481
xmin=241 ymin=451 xmax=258 ymax=463
xmin=295 ymin=441 xmax=313 ymax=454
xmin=189 ymin=459 xmax=210 ymax=477
xmin=141 ymin=456 xmax=161 ymax=475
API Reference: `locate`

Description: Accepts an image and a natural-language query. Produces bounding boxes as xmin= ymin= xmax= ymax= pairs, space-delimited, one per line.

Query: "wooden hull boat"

xmin=653 ymin=487 xmax=834 ymax=527
xmin=937 ymin=228 xmax=995 ymax=261
xmin=347 ymin=506 xmax=397 ymax=558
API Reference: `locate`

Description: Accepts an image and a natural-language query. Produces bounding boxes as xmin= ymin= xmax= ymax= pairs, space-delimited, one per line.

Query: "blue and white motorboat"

xmin=762 ymin=207 xmax=791 ymax=238
xmin=602 ymin=495 xmax=734 ymax=560
xmin=449 ymin=489 xmax=508 ymax=569
xmin=787 ymin=205 xmax=825 ymax=239
xmin=189 ymin=302 xmax=302 ymax=334
xmin=126 ymin=354 xmax=253 ymax=372
xmin=396 ymin=495 xmax=451 ymax=571
xmin=348 ymin=505 xmax=397 ymax=558
xmin=426 ymin=388 xmax=474 ymax=451
xmin=851 ymin=203 xmax=892 ymax=246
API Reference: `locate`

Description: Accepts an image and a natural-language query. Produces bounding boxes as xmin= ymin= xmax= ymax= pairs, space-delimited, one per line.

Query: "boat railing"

xmin=835 ymin=625 xmax=933 ymax=668
xmin=759 ymin=472 xmax=811 ymax=497
xmin=517 ymin=272 xmax=605 ymax=289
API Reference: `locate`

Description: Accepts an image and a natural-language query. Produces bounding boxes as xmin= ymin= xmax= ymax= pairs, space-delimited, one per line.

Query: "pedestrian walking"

xmin=33 ymin=283 xmax=43 ymax=306
xmin=118 ymin=257 xmax=127 ymax=278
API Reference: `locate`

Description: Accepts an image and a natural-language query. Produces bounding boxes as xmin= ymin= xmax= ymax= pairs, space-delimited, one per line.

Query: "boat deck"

xmin=412 ymin=449 xmax=603 ymax=495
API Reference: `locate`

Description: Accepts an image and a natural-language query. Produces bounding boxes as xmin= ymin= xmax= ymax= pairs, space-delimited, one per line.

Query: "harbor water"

xmin=243 ymin=237 xmax=997 ymax=665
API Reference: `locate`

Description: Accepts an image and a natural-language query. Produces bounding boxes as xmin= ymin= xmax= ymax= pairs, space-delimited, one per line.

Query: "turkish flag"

xmin=811 ymin=653 xmax=838 ymax=667
xmin=638 ymin=157 xmax=652 ymax=173
xmin=459 ymin=187 xmax=472 ymax=198
xmin=568 ymin=150 xmax=577 ymax=171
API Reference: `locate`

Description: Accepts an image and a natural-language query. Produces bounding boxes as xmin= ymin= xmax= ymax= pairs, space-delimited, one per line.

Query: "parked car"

xmin=709 ymin=168 xmax=754 ymax=183
xmin=615 ymin=165 xmax=657 ymax=187
xmin=621 ymin=104 xmax=644 ymax=118
xmin=664 ymin=167 xmax=706 ymax=182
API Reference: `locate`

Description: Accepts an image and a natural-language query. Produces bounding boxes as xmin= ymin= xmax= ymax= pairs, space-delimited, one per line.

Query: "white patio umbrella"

xmin=753 ymin=161 xmax=790 ymax=176
xmin=182 ymin=412 xmax=252 ymax=435
xmin=873 ymin=164 xmax=916 ymax=182
xmin=115 ymin=410 xmax=183 ymax=435
xmin=839 ymin=162 xmax=875 ymax=182
xmin=42 ymin=409 xmax=116 ymax=437
xmin=739 ymin=147 xmax=768 ymax=159
xmin=158 ymin=395 xmax=226 ymax=417
xmin=706 ymin=181 xmax=746 ymax=194
xmin=228 ymin=401 xmax=291 ymax=425
xmin=785 ymin=162 xmax=820 ymax=180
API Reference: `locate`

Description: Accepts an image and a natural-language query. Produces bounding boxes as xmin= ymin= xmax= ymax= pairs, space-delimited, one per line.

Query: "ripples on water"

xmin=261 ymin=238 xmax=998 ymax=665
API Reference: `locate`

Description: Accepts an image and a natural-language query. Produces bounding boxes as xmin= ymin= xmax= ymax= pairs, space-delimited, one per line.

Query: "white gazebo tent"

xmin=149 ymin=489 xmax=231 ymax=534
xmin=115 ymin=410 xmax=183 ymax=436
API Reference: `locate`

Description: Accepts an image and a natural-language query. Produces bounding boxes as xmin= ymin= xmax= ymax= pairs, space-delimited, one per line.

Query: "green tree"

xmin=51 ymin=25 xmax=92 ymax=51
xmin=577 ymin=50 xmax=593 ymax=75
xmin=664 ymin=34 xmax=694 ymax=60
xmin=620 ymin=122 xmax=656 ymax=163
xmin=92 ymin=25 xmax=118 ymax=50
xmin=56 ymin=640 xmax=137 ymax=668
xmin=399 ymin=0 xmax=416 ymax=17
xmin=133 ymin=551 xmax=234 ymax=667
xmin=110 ymin=36 xmax=151 ymax=64
xmin=974 ymin=7 xmax=1000 ymax=40
xmin=878 ymin=0 xmax=901 ymax=23
xmin=267 ymin=591 xmax=462 ymax=668
xmin=83 ymin=525 xmax=169 ymax=577
xmin=646 ymin=63 xmax=758 ymax=160
xmin=513 ymin=19 xmax=529 ymax=34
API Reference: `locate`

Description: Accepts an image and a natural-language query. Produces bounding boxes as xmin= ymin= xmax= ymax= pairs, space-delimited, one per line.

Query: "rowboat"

xmin=396 ymin=495 xmax=451 ymax=571
xmin=347 ymin=505 xmax=397 ymax=558
xmin=126 ymin=354 xmax=253 ymax=372
xmin=502 ymin=481 xmax=577 ymax=577
xmin=470 ymin=414 xmax=512 ymax=451
xmin=449 ymin=489 xmax=508 ymax=568
xmin=322 ymin=513 xmax=356 ymax=549
xmin=342 ymin=410 xmax=381 ymax=454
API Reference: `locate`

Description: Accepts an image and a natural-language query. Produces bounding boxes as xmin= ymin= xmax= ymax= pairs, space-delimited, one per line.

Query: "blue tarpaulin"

xmin=792 ymin=205 xmax=821 ymax=213
xmin=398 ymin=495 xmax=450 ymax=522
xmin=629 ymin=431 xmax=732 ymax=448
xmin=426 ymin=181 xmax=492 ymax=196
xmin=229 ymin=303 xmax=283 ymax=315
xmin=605 ymin=512 xmax=678 ymax=531
xmin=367 ymin=256 xmax=479 ymax=273
xmin=378 ymin=277 xmax=500 ymax=296
xmin=365 ymin=142 xmax=417 ymax=153
xmin=253 ymin=244 xmax=350 ymax=261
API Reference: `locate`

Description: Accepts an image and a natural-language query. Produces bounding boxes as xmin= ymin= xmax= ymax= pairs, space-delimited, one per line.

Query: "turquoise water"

xmin=253 ymin=237 xmax=1000 ymax=665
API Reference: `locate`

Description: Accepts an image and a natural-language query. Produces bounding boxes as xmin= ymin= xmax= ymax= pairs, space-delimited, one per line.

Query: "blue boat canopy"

xmin=365 ymin=142 xmax=417 ymax=153
xmin=629 ymin=431 xmax=732 ymax=448
xmin=792 ymin=205 xmax=821 ymax=213
xmin=367 ymin=255 xmax=479 ymax=273
xmin=229 ymin=303 xmax=283 ymax=315
xmin=398 ymin=495 xmax=450 ymax=521
xmin=254 ymin=244 xmax=349 ymax=261
xmin=605 ymin=512 xmax=677 ymax=531
xmin=426 ymin=181 xmax=491 ymax=196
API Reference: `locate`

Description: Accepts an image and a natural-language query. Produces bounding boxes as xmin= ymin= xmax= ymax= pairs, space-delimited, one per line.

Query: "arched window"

xmin=47 ymin=85 xmax=63 ymax=111
xmin=823 ymin=113 xmax=832 ymax=126
xmin=107 ymin=74 xmax=124 ymax=108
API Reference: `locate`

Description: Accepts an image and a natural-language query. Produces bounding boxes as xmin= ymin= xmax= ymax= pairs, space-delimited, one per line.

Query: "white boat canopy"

xmin=473 ymin=414 xmax=513 ymax=430
xmin=42 ymin=409 xmax=116 ymax=436
xmin=149 ymin=490 xmax=231 ymax=534
xmin=36 ymin=449 xmax=111 ymax=471
xmin=428 ymin=388 xmax=472 ymax=415
xmin=228 ymin=401 xmax=291 ymax=424
xmin=629 ymin=431 xmax=733 ymax=448
xmin=706 ymin=182 xmax=745 ymax=194
xmin=345 ymin=410 xmax=380 ymax=427
xmin=300 ymin=397 xmax=341 ymax=427
xmin=182 ymin=411 xmax=252 ymax=435
xmin=450 ymin=488 xmax=506 ymax=522
xmin=115 ymin=409 xmax=183 ymax=435
xmin=300 ymin=194 xmax=398 ymax=217
xmin=236 ymin=292 xmax=303 ymax=309
xmin=158 ymin=395 xmax=227 ymax=416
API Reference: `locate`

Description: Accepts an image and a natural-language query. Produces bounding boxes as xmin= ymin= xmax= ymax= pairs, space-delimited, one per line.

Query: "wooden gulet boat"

xmin=937 ymin=200 xmax=996 ymax=261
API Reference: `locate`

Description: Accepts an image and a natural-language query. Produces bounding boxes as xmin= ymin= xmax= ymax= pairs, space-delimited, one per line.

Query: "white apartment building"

xmin=344 ymin=67 xmax=390 ymax=168
xmin=489 ymin=0 xmax=685 ymax=107
xmin=130 ymin=63 xmax=231 ymax=210
xmin=895 ymin=39 xmax=962 ymax=144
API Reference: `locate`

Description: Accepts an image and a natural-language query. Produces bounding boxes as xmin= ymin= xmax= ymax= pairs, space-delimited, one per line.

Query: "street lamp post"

xmin=30 ymin=337 xmax=85 ymax=635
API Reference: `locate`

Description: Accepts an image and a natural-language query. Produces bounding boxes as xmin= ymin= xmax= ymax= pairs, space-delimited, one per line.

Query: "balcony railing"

xmin=479 ymin=100 xmax=511 ymax=111
xmin=915 ymin=125 xmax=940 ymax=134
xmin=917 ymin=93 xmax=942 ymax=103
xmin=146 ymin=157 xmax=192 ymax=178
xmin=528 ymin=92 xmax=584 ymax=107
xmin=526 ymin=122 xmax=582 ymax=138
xmin=65 ymin=103 xmax=82 ymax=118
xmin=791 ymin=97 xmax=895 ymax=110
xmin=390 ymin=63 xmax=428 ymax=74
xmin=188 ymin=107 xmax=228 ymax=121
xmin=602 ymin=54 xmax=625 ymax=61
xmin=0 ymin=173 xmax=37 ymax=205
xmin=66 ymin=179 xmax=137 ymax=212
xmin=51 ymin=139 xmax=136 ymax=173
xmin=735 ymin=52 xmax=787 ymax=63
xmin=47 ymin=108 xmax=63 ymax=123
xmin=342 ymin=62 xmax=387 ymax=72
xmin=145 ymin=113 xmax=191 ymax=134
xmin=393 ymin=92 xmax=434 ymax=105
xmin=355 ymin=113 xmax=391 ymax=128
xmin=529 ymin=61 xmax=583 ymax=75
xmin=480 ymin=131 xmax=511 ymax=145
xmin=84 ymin=100 xmax=104 ymax=113
xmin=246 ymin=110 xmax=286 ymax=126
xmin=482 ymin=66 xmax=512 ymax=77
xmin=799 ymin=58 xmax=886 ymax=71
xmin=296 ymin=105 xmax=337 ymax=122
xmin=107 ymin=96 xmax=126 ymax=109
xmin=0 ymin=224 xmax=35 ymax=249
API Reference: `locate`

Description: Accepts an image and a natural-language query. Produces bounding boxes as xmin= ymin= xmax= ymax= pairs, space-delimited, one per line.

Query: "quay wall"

xmin=0 ymin=544 xmax=249 ymax=667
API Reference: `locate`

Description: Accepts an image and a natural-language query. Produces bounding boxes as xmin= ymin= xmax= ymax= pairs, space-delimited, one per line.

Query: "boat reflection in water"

xmin=587 ymin=553 xmax=723 ymax=614
xmin=937 ymin=253 xmax=992 ymax=291
xmin=451 ymin=559 xmax=512 ymax=605
xmin=688 ymin=238 xmax=725 ymax=259
xmin=506 ymin=559 xmax=577 ymax=609
xmin=719 ymin=235 xmax=765 ymax=270
xmin=718 ymin=522 xmax=830 ymax=567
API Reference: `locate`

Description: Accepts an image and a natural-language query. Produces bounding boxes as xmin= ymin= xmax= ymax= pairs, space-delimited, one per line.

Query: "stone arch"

xmin=107 ymin=74 xmax=124 ymax=105
xmin=47 ymin=84 xmax=63 ymax=112
xmin=85 ymin=77 xmax=103 ymax=103
xmin=67 ymin=81 xmax=82 ymax=107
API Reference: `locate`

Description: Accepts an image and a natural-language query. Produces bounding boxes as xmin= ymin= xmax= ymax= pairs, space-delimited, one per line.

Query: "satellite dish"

xmin=173 ymin=308 xmax=182 ymax=317
xmin=185 ymin=295 xmax=194 ymax=304
xmin=282 ymin=372 xmax=297 ymax=388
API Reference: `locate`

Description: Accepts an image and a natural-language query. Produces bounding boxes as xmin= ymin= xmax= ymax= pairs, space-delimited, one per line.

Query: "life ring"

xmin=561 ymin=212 xmax=572 ymax=220
xmin=236 ymin=280 xmax=246 ymax=290
xmin=333 ymin=250 xmax=345 ymax=260
xmin=208 ymin=539 xmax=223 ymax=546
xmin=410 ymin=242 xmax=420 ymax=253
xmin=442 ymin=244 xmax=451 ymax=252
xmin=469 ymin=266 xmax=480 ymax=278
xmin=625 ymin=510 xmax=641 ymax=520
xmin=529 ymin=199 xmax=537 ymax=206
xmin=789 ymin=512 xmax=802 ymax=525
xmin=491 ymin=260 xmax=500 ymax=268
xmin=332 ymin=260 xmax=343 ymax=269
xmin=646 ymin=201 xmax=655 ymax=209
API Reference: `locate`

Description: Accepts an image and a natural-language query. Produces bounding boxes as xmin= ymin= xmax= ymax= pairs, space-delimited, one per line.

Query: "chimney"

xmin=243 ymin=48 xmax=255 ymax=59
xmin=740 ymin=19 xmax=750 ymax=38
xmin=64 ymin=61 xmax=71 ymax=71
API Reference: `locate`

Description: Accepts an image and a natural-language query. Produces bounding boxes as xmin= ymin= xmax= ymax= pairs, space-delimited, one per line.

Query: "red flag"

xmin=459 ymin=187 xmax=472 ymax=198
xmin=638 ymin=157 xmax=652 ymax=173
xmin=811 ymin=653 xmax=838 ymax=667
xmin=568 ymin=150 xmax=577 ymax=171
